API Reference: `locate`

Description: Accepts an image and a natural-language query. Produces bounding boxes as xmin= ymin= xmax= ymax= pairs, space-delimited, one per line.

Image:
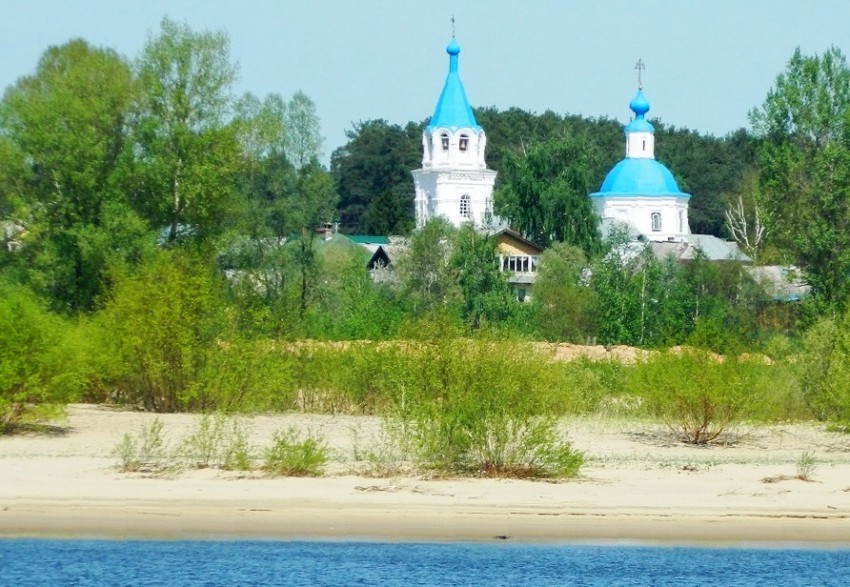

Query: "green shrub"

xmin=531 ymin=243 xmax=598 ymax=343
xmin=351 ymin=419 xmax=413 ymax=477
xmin=0 ymin=281 xmax=85 ymax=433
xmin=389 ymin=335 xmax=584 ymax=478
xmin=796 ymin=451 xmax=818 ymax=481
xmin=798 ymin=316 xmax=850 ymax=423
xmin=633 ymin=350 xmax=765 ymax=444
xmin=178 ymin=414 xmax=252 ymax=471
xmin=101 ymin=262 xmax=306 ymax=411
xmin=194 ymin=338 xmax=295 ymax=412
xmin=546 ymin=359 xmax=633 ymax=416
xmin=402 ymin=408 xmax=582 ymax=479
xmin=112 ymin=419 xmax=171 ymax=473
xmin=95 ymin=250 xmax=228 ymax=412
xmin=286 ymin=341 xmax=408 ymax=415
xmin=262 ymin=428 xmax=329 ymax=476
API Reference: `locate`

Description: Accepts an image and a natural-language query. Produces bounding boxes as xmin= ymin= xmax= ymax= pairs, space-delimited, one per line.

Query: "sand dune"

xmin=2 ymin=404 xmax=849 ymax=543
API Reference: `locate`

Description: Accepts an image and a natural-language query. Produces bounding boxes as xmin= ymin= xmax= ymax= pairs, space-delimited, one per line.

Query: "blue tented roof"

xmin=426 ymin=39 xmax=481 ymax=132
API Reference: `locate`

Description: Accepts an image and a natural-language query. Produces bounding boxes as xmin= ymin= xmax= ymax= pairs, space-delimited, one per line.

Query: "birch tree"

xmin=724 ymin=171 xmax=766 ymax=262
xmin=285 ymin=90 xmax=323 ymax=170
xmin=132 ymin=17 xmax=240 ymax=245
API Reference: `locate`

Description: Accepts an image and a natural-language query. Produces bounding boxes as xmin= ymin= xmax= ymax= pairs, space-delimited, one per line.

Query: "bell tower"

xmin=412 ymin=36 xmax=496 ymax=230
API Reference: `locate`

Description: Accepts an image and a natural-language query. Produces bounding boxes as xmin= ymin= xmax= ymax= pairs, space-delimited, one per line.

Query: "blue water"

xmin=1 ymin=539 xmax=849 ymax=586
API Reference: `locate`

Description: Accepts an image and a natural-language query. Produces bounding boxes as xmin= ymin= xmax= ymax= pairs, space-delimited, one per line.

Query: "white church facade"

xmin=591 ymin=81 xmax=749 ymax=262
xmin=590 ymin=85 xmax=692 ymax=243
xmin=412 ymin=38 xmax=497 ymax=230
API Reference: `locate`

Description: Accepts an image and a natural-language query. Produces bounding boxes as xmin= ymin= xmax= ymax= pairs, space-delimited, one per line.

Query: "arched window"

xmin=459 ymin=134 xmax=469 ymax=151
xmin=441 ymin=133 xmax=449 ymax=151
xmin=651 ymin=212 xmax=662 ymax=232
xmin=678 ymin=210 xmax=684 ymax=233
xmin=460 ymin=194 xmax=471 ymax=219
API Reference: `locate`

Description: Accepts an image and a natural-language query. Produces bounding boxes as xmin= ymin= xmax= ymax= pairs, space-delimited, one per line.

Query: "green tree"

xmin=531 ymin=243 xmax=597 ymax=342
xmin=494 ymin=137 xmax=601 ymax=252
xmin=233 ymin=92 xmax=288 ymax=190
xmin=224 ymin=93 xmax=331 ymax=329
xmin=723 ymin=169 xmax=768 ymax=263
xmin=331 ymin=119 xmax=420 ymax=234
xmin=478 ymin=107 xmax=756 ymax=239
xmin=0 ymin=39 xmax=145 ymax=311
xmin=396 ymin=218 xmax=460 ymax=315
xmin=449 ymin=225 xmax=515 ymax=328
xmin=285 ymin=90 xmax=323 ymax=170
xmin=0 ymin=136 xmax=28 ymax=224
xmin=96 ymin=250 xmax=226 ymax=412
xmin=132 ymin=17 xmax=241 ymax=245
xmin=589 ymin=240 xmax=652 ymax=347
xmin=303 ymin=242 xmax=405 ymax=340
xmin=750 ymin=46 xmax=850 ymax=305
xmin=474 ymin=107 xmax=623 ymax=176
xmin=590 ymin=232 xmax=761 ymax=349
xmin=228 ymin=92 xmax=296 ymax=304
xmin=799 ymin=314 xmax=850 ymax=423
xmin=654 ymin=125 xmax=758 ymax=236
xmin=289 ymin=162 xmax=339 ymax=317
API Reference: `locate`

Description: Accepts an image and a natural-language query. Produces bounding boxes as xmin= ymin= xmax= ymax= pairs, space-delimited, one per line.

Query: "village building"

xmin=494 ymin=228 xmax=543 ymax=302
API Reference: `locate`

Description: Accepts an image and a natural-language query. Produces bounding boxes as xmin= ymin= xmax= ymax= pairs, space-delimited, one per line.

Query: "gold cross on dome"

xmin=635 ymin=58 xmax=645 ymax=89
xmin=451 ymin=15 xmax=456 ymax=38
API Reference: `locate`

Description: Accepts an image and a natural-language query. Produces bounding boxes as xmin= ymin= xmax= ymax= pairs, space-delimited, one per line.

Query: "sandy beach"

xmin=2 ymin=404 xmax=849 ymax=544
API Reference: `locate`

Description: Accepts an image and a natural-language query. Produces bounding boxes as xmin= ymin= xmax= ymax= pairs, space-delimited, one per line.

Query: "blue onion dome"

xmin=625 ymin=88 xmax=654 ymax=133
xmin=447 ymin=38 xmax=460 ymax=55
xmin=629 ymin=89 xmax=650 ymax=118
xmin=594 ymin=159 xmax=686 ymax=196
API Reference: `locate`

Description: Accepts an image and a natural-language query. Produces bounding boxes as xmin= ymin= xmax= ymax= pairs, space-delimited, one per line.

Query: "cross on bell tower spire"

xmin=451 ymin=15 xmax=456 ymax=38
xmin=635 ymin=58 xmax=645 ymax=89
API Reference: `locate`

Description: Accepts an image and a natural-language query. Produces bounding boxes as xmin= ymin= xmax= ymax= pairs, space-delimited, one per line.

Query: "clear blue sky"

xmin=2 ymin=1 xmax=849 ymax=162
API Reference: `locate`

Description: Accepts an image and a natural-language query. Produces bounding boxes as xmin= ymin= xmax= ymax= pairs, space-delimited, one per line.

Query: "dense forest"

xmin=4 ymin=19 xmax=850 ymax=438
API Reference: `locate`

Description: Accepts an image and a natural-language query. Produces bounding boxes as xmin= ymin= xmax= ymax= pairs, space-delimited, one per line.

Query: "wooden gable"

xmin=495 ymin=229 xmax=544 ymax=256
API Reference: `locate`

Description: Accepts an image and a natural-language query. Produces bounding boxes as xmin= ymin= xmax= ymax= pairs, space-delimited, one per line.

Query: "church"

xmin=590 ymin=71 xmax=691 ymax=243
xmin=411 ymin=38 xmax=496 ymax=230
xmin=411 ymin=36 xmax=749 ymax=268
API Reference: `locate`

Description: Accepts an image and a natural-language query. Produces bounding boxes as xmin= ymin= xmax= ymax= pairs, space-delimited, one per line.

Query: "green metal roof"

xmin=347 ymin=235 xmax=390 ymax=245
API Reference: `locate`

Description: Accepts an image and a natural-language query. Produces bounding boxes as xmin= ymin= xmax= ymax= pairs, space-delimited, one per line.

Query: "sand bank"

xmin=2 ymin=405 xmax=849 ymax=544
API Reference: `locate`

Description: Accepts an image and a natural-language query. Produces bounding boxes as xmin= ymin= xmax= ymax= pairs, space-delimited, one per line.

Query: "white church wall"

xmin=414 ymin=167 xmax=496 ymax=228
xmin=594 ymin=195 xmax=690 ymax=242
xmin=625 ymin=131 xmax=655 ymax=159
xmin=423 ymin=128 xmax=485 ymax=170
